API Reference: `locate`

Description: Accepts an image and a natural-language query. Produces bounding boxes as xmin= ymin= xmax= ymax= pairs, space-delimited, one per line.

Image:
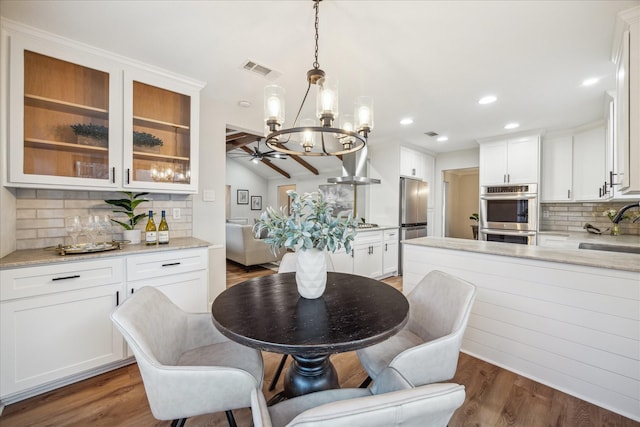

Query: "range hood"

xmin=327 ymin=147 xmax=380 ymax=185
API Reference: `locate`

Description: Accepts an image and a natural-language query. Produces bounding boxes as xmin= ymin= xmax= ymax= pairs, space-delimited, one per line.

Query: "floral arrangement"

xmin=254 ymin=190 xmax=358 ymax=254
xmin=469 ymin=213 xmax=479 ymax=223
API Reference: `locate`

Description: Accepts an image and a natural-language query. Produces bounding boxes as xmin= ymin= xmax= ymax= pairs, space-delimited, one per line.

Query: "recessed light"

xmin=504 ymin=123 xmax=520 ymax=130
xmin=437 ymin=136 xmax=448 ymax=142
xmin=582 ymin=77 xmax=599 ymax=86
xmin=400 ymin=118 xmax=413 ymax=125
xmin=478 ymin=95 xmax=497 ymax=105
xmin=238 ymin=100 xmax=252 ymax=108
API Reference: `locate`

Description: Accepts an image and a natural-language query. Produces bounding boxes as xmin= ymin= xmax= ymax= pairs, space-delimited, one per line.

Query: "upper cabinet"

xmin=479 ymin=134 xmax=540 ymax=186
xmin=2 ymin=21 xmax=204 ymax=193
xmin=612 ymin=6 xmax=640 ymax=194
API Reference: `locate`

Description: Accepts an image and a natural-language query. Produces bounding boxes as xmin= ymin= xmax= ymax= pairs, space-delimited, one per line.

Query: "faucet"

xmin=612 ymin=202 xmax=640 ymax=223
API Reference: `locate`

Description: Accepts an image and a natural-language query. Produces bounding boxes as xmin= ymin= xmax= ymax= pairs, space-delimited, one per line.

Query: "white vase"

xmin=295 ymin=248 xmax=327 ymax=299
xmin=122 ymin=229 xmax=141 ymax=244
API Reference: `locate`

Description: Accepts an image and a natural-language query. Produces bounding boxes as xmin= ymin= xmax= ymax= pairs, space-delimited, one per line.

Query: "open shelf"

xmin=25 ymin=94 xmax=109 ymax=120
xmin=25 ymin=138 xmax=108 ymax=153
xmin=133 ymin=115 xmax=189 ymax=133
xmin=132 ymin=151 xmax=189 ymax=161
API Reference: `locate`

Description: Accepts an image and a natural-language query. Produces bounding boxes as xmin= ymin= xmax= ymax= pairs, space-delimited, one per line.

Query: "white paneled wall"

xmin=403 ymin=244 xmax=640 ymax=422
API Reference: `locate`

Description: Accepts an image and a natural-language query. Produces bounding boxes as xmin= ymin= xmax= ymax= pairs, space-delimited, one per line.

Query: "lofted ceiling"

xmin=2 ymin=0 xmax=638 ymax=180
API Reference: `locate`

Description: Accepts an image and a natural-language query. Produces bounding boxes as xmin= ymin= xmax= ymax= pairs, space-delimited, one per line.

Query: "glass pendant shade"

xmin=264 ymin=85 xmax=286 ymax=128
xmin=355 ymin=96 xmax=374 ymax=132
xmin=316 ymin=77 xmax=339 ymax=126
xmin=300 ymin=118 xmax=316 ymax=152
xmin=339 ymin=114 xmax=356 ymax=149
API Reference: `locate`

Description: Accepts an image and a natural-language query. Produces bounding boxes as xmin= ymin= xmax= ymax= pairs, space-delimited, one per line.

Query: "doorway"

xmin=278 ymin=184 xmax=296 ymax=214
xmin=442 ymin=168 xmax=479 ymax=239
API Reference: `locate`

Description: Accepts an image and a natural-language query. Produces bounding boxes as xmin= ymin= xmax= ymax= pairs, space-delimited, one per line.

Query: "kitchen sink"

xmin=578 ymin=242 xmax=640 ymax=254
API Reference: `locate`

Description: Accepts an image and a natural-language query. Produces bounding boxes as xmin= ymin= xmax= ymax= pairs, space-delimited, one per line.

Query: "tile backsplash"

xmin=540 ymin=201 xmax=640 ymax=236
xmin=15 ymin=189 xmax=192 ymax=250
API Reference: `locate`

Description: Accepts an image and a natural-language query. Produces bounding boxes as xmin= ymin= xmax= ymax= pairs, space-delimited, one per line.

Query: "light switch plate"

xmin=203 ymin=190 xmax=216 ymax=202
xmin=173 ymin=208 xmax=181 ymax=220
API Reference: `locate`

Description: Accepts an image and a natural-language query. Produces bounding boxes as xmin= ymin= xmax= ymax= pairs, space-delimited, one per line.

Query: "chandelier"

xmin=264 ymin=0 xmax=373 ymax=156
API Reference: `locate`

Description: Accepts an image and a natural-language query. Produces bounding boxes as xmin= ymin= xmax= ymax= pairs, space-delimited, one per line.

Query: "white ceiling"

xmin=2 ymin=0 xmax=638 ymax=180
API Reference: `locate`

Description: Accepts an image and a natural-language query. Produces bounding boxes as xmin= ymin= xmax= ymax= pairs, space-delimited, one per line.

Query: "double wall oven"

xmin=480 ymin=184 xmax=538 ymax=245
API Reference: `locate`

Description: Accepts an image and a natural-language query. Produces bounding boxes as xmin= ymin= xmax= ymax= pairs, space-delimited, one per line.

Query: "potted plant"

xmin=104 ymin=192 xmax=150 ymax=244
xmin=469 ymin=213 xmax=479 ymax=240
xmin=70 ymin=123 xmax=109 ymax=147
xmin=254 ymin=190 xmax=358 ymax=298
xmin=133 ymin=131 xmax=163 ymax=153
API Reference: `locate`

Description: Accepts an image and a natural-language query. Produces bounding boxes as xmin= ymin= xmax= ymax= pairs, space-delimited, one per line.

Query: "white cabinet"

xmin=541 ymin=135 xmax=573 ymax=201
xmin=3 ymin=21 xmax=203 ymax=194
xmin=0 ymin=259 xmax=124 ymax=398
xmin=572 ymin=125 xmax=607 ymax=201
xmin=612 ymin=7 xmax=640 ymax=194
xmin=328 ymin=248 xmax=353 ymax=274
xmin=126 ymin=248 xmax=208 ymax=313
xmin=382 ymin=229 xmax=399 ymax=276
xmin=479 ymin=135 xmax=540 ymax=185
xmin=400 ymin=146 xmax=424 ymax=179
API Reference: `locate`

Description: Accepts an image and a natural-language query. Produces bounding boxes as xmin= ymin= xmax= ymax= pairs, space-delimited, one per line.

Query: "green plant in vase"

xmin=104 ymin=192 xmax=150 ymax=244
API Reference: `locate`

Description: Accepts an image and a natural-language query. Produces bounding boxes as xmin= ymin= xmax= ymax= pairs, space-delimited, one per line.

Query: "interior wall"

xmin=225 ymin=158 xmax=269 ymax=223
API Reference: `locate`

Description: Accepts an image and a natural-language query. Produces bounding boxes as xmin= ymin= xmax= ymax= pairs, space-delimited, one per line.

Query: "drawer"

xmin=354 ymin=230 xmax=383 ymax=245
xmin=0 ymin=258 xmax=123 ymax=301
xmin=126 ymin=248 xmax=207 ymax=282
xmin=384 ymin=229 xmax=399 ymax=241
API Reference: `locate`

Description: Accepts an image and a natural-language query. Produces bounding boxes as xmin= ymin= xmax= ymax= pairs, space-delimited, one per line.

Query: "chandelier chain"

xmin=313 ymin=0 xmax=320 ymax=70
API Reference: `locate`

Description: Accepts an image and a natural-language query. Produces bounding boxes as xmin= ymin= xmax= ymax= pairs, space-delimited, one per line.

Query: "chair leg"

xmin=268 ymin=354 xmax=288 ymax=391
xmin=171 ymin=419 xmax=187 ymax=427
xmin=359 ymin=376 xmax=372 ymax=388
xmin=225 ymin=410 xmax=237 ymax=427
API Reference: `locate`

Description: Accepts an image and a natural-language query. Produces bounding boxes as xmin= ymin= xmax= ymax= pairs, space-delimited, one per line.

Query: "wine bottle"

xmin=145 ymin=210 xmax=157 ymax=245
xmin=158 ymin=210 xmax=169 ymax=244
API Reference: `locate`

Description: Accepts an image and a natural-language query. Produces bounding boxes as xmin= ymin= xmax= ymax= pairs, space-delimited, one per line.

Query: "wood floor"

xmin=1 ymin=261 xmax=637 ymax=427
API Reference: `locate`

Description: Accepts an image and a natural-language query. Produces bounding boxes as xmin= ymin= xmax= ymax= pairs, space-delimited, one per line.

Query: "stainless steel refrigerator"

xmin=399 ymin=177 xmax=428 ymax=274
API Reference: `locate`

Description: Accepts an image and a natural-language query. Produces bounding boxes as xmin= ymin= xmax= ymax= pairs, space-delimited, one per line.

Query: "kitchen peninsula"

xmin=402 ymin=236 xmax=639 ymax=422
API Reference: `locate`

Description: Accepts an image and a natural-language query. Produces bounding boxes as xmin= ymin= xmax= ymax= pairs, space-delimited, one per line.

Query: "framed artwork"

xmin=251 ymin=195 xmax=262 ymax=210
xmin=237 ymin=189 xmax=249 ymax=204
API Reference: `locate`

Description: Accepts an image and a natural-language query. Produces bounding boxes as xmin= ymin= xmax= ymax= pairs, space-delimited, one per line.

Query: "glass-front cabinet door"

xmin=8 ymin=36 xmax=121 ymax=188
xmin=123 ymin=69 xmax=200 ymax=193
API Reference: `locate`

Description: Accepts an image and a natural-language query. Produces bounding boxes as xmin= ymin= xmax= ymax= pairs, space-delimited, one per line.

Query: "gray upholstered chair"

xmin=357 ymin=270 xmax=476 ymax=388
xmin=252 ymin=367 xmax=465 ymax=427
xmin=110 ymin=286 xmax=264 ymax=427
xmin=269 ymin=251 xmax=336 ymax=391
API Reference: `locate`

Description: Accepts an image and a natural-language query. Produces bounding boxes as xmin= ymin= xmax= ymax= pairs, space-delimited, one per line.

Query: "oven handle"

xmin=481 ymin=229 xmax=537 ymax=237
xmin=481 ymin=194 xmax=537 ymax=200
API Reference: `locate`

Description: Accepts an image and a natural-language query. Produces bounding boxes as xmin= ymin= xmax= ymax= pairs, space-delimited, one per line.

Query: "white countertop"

xmin=0 ymin=237 xmax=211 ymax=269
xmin=403 ymin=236 xmax=640 ymax=273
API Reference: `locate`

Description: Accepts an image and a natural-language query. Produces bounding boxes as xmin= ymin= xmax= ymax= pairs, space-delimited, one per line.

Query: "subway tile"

xmin=17 ymin=218 xmax=64 ymax=229
xmin=17 ymin=199 xmax=63 ymax=209
xmin=16 ymin=209 xmax=37 ymax=219
xmin=37 ymin=209 xmax=66 ymax=219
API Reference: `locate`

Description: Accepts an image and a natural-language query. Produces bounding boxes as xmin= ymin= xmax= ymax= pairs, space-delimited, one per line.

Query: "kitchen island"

xmin=403 ymin=237 xmax=639 ymax=422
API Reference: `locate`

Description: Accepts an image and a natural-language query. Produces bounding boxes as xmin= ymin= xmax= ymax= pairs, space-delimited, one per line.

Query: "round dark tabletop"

xmin=212 ymin=272 xmax=409 ymax=357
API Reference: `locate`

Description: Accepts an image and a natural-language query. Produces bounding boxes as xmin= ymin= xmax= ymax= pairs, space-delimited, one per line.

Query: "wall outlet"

xmin=172 ymin=208 xmax=181 ymax=220
xmin=543 ymin=210 xmax=550 ymax=218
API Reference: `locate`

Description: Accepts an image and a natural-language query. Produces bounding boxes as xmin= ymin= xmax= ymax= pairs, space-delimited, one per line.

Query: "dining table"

xmin=211 ymin=272 xmax=409 ymax=402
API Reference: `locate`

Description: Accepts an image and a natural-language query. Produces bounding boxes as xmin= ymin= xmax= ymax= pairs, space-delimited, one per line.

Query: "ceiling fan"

xmin=227 ymin=139 xmax=288 ymax=163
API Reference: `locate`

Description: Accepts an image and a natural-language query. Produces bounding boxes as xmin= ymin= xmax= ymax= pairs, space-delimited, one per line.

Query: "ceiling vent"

xmin=241 ymin=60 xmax=281 ymax=80
xmin=424 ymin=131 xmax=439 ymax=137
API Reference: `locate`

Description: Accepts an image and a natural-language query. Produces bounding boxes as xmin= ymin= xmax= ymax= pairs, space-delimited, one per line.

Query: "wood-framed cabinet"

xmin=3 ymin=21 xmax=203 ymax=193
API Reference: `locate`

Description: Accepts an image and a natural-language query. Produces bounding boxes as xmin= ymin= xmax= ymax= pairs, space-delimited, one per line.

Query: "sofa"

xmin=226 ymin=222 xmax=285 ymax=267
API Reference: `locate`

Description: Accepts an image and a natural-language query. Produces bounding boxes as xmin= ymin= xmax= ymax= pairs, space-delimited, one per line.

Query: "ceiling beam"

xmin=226 ymin=133 xmax=261 ymax=152
xmin=240 ymin=146 xmax=291 ymax=179
xmin=270 ymin=142 xmax=320 ymax=175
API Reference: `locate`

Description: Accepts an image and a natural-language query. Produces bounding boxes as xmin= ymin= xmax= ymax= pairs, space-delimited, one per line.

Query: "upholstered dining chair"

xmin=110 ymin=286 xmax=264 ymax=427
xmin=357 ymin=270 xmax=476 ymax=388
xmin=252 ymin=366 xmax=465 ymax=427
xmin=269 ymin=251 xmax=335 ymax=391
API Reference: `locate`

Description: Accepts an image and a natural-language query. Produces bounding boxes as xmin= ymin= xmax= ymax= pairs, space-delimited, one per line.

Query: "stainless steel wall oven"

xmin=480 ymin=184 xmax=538 ymax=245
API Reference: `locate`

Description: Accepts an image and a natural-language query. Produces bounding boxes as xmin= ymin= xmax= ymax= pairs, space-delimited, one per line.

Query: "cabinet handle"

xmin=52 ymin=274 xmax=80 ymax=281
xmin=567 ymin=189 xmax=571 ymax=199
xmin=127 ymin=168 xmax=131 ymax=184
xmin=131 ymin=288 xmax=135 ymax=294
xmin=111 ymin=167 xmax=116 ymax=184
xmin=504 ymin=174 xmax=507 ymax=183
xmin=412 ymin=168 xmax=416 ymax=176
xmin=385 ymin=243 xmax=388 ymax=251
xmin=162 ymin=262 xmax=181 ymax=267
xmin=116 ymin=291 xmax=120 ymax=306
xmin=599 ymin=187 xmax=602 ymax=198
